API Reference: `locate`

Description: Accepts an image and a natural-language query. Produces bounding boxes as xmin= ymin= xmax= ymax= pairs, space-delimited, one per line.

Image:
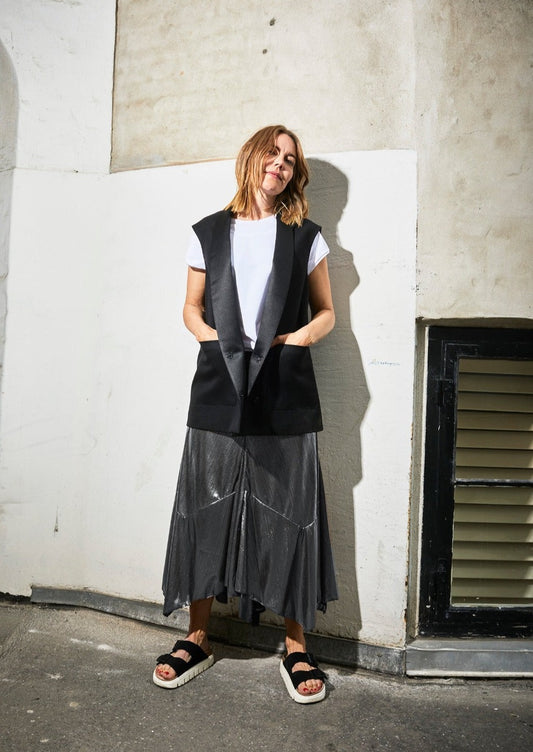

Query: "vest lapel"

xmin=206 ymin=211 xmax=246 ymax=399
xmin=247 ymin=215 xmax=294 ymax=393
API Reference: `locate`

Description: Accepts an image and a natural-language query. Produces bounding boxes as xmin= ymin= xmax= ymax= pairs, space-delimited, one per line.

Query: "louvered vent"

xmin=451 ymin=358 xmax=533 ymax=606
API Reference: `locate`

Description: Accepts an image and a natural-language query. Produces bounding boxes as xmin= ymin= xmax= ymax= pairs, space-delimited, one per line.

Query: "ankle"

xmin=285 ymin=636 xmax=306 ymax=655
xmin=186 ymin=629 xmax=208 ymax=647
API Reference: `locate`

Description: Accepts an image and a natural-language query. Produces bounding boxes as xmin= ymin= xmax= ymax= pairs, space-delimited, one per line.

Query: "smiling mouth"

xmin=266 ymin=171 xmax=282 ymax=180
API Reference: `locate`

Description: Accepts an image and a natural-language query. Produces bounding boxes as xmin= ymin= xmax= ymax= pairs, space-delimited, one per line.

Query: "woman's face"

xmin=260 ymin=133 xmax=296 ymax=198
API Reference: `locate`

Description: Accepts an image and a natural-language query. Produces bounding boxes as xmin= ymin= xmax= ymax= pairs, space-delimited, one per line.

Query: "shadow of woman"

xmin=307 ymin=158 xmax=370 ymax=640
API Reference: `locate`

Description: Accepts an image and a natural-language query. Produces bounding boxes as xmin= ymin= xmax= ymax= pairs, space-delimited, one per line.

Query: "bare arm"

xmin=182 ymin=267 xmax=218 ymax=341
xmin=272 ymin=257 xmax=335 ymax=347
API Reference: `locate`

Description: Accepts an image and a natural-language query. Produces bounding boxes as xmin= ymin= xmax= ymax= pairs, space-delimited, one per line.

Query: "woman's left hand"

xmin=271 ymin=328 xmax=313 ymax=347
xmin=271 ymin=258 xmax=335 ymax=349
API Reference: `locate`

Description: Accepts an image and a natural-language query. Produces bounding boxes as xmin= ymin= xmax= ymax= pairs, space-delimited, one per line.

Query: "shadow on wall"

xmin=0 ymin=39 xmax=17 ymax=169
xmin=307 ymin=159 xmax=370 ymax=639
xmin=0 ymin=38 xmax=19 ymax=404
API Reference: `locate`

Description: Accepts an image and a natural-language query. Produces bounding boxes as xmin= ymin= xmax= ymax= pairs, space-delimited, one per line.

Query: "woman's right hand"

xmin=183 ymin=268 xmax=218 ymax=342
xmin=197 ymin=326 xmax=218 ymax=342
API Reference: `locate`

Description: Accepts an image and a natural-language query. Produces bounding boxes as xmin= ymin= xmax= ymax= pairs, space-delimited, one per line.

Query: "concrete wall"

xmin=0 ymin=0 xmax=530 ymax=654
xmin=113 ymin=0 xmax=533 ymax=321
xmin=112 ymin=0 xmax=415 ymax=168
xmin=415 ymin=0 xmax=532 ymax=320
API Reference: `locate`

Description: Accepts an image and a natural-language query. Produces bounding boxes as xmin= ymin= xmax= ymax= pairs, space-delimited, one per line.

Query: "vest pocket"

xmin=272 ymin=344 xmax=321 ymax=410
xmin=190 ymin=340 xmax=237 ymax=406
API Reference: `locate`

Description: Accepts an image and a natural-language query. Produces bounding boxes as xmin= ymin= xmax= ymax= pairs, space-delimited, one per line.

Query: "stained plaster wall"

xmin=113 ymin=0 xmax=532 ymax=323
xmin=414 ymin=0 xmax=533 ymax=321
xmin=111 ymin=0 xmax=416 ymax=167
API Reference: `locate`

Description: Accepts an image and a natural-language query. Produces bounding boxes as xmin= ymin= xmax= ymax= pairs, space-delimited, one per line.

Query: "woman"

xmin=153 ymin=125 xmax=338 ymax=704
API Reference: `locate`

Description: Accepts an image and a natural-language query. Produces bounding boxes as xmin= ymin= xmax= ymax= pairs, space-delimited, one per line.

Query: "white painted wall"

xmin=0 ymin=0 xmax=114 ymax=172
xmin=0 ymin=0 xmax=117 ymax=593
xmin=311 ymin=152 xmax=416 ymax=642
xmin=0 ymin=0 xmax=416 ymax=648
xmin=0 ymin=32 xmax=18 ymax=383
xmin=1 ymin=156 xmax=416 ymax=647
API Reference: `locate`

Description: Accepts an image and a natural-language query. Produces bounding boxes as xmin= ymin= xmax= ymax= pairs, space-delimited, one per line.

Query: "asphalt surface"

xmin=0 ymin=601 xmax=532 ymax=752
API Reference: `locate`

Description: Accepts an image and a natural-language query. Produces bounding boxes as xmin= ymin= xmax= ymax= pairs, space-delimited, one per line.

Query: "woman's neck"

xmin=238 ymin=191 xmax=276 ymax=221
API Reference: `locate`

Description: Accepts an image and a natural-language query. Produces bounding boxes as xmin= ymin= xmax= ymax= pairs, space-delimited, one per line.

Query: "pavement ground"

xmin=0 ymin=601 xmax=532 ymax=752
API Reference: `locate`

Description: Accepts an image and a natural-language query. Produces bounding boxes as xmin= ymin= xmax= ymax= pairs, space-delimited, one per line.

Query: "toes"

xmin=156 ymin=663 xmax=176 ymax=681
xmin=290 ymin=660 xmax=324 ymax=696
xmin=297 ymin=679 xmax=323 ymax=695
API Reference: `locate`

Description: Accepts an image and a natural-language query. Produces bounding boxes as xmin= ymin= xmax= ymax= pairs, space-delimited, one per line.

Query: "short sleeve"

xmin=307 ymin=232 xmax=330 ymax=275
xmin=185 ymin=232 xmax=205 ymax=269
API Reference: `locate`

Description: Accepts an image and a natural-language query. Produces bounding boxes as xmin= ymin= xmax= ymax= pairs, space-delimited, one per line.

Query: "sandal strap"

xmin=283 ymin=651 xmax=320 ymax=672
xmin=282 ymin=652 xmax=327 ymax=688
xmin=155 ymin=653 xmax=189 ymax=675
xmin=170 ymin=639 xmax=209 ymax=663
xmin=155 ymin=639 xmax=209 ymax=675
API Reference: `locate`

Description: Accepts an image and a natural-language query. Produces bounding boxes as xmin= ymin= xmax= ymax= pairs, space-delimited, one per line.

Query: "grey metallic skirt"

xmin=162 ymin=428 xmax=338 ymax=631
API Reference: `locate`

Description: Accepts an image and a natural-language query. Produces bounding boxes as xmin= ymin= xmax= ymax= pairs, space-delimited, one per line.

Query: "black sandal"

xmin=153 ymin=639 xmax=214 ymax=689
xmin=279 ymin=651 xmax=327 ymax=704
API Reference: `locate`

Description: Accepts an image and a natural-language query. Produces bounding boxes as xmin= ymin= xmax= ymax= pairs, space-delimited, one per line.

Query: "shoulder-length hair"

xmin=225 ymin=125 xmax=309 ymax=226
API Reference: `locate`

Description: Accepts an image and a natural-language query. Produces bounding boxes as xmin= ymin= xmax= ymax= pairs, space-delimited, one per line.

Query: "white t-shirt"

xmin=186 ymin=215 xmax=329 ymax=348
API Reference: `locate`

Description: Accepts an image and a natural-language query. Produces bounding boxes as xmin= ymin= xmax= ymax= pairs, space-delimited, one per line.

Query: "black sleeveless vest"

xmin=186 ymin=210 xmax=323 ymax=435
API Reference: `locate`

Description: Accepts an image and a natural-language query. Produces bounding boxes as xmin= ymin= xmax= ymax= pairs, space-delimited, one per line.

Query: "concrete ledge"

xmin=29 ymin=588 xmax=533 ymax=676
xmin=30 ymin=586 xmax=404 ymax=675
xmin=406 ymin=638 xmax=533 ymax=677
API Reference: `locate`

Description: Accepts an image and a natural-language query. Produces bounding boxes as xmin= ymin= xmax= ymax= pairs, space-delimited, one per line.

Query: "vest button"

xmin=255 ymin=354 xmax=263 ymax=362
xmin=227 ymin=351 xmax=233 ymax=359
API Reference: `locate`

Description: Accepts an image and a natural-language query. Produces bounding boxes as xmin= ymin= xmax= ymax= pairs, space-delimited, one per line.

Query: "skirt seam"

xmin=250 ymin=493 xmax=318 ymax=529
xmin=177 ymin=491 xmax=237 ymax=517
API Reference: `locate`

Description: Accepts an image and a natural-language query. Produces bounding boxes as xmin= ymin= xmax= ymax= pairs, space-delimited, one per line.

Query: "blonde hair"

xmin=225 ymin=125 xmax=309 ymax=226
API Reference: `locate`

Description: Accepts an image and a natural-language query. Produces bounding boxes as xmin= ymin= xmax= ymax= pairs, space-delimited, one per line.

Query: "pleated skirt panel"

xmin=162 ymin=428 xmax=338 ymax=631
